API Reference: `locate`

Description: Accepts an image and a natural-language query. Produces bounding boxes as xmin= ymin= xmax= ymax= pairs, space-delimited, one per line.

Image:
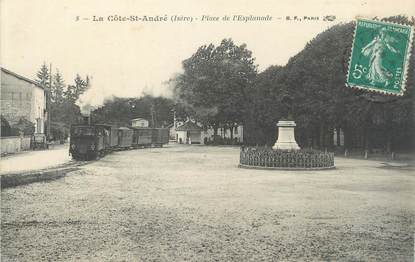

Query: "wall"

xmin=169 ymin=126 xmax=176 ymax=140
xmin=0 ymin=136 xmax=31 ymax=155
xmin=333 ymin=128 xmax=345 ymax=146
xmin=169 ymin=121 xmax=184 ymax=140
xmin=31 ymin=84 xmax=46 ymax=133
xmin=176 ymin=130 xmax=187 ymax=144
xmin=131 ymin=119 xmax=149 ymax=127
xmin=188 ymin=131 xmax=201 ymax=144
xmin=1 ymin=70 xmax=46 ymax=133
xmin=1 ymin=71 xmax=32 ymax=125
xmin=176 ymin=130 xmax=202 ymax=144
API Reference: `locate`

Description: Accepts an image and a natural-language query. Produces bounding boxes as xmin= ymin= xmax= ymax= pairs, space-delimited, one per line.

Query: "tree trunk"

xmin=386 ymin=129 xmax=392 ymax=153
xmin=328 ymin=128 xmax=334 ymax=148
xmin=314 ymin=127 xmax=320 ymax=149
xmin=243 ymin=110 xmax=256 ymax=145
xmin=213 ymin=124 xmax=218 ymax=142
xmin=336 ymin=127 xmax=341 ymax=147
xmin=363 ymin=126 xmax=369 ymax=151
xmin=319 ymin=125 xmax=325 ymax=149
xmin=306 ymin=129 xmax=311 ymax=148
xmin=344 ymin=126 xmax=350 ymax=150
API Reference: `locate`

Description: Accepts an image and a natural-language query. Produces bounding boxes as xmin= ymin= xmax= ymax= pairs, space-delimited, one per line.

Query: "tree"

xmin=36 ymin=63 xmax=50 ymax=89
xmin=1 ymin=115 xmax=12 ymax=137
xmin=51 ymin=70 xmax=65 ymax=103
xmin=250 ymin=65 xmax=285 ymax=145
xmin=279 ymin=22 xmax=357 ymax=148
xmin=173 ymin=38 xmax=257 ymax=141
xmin=64 ymin=74 xmax=90 ymax=102
xmin=252 ymin=15 xmax=414 ymax=151
xmin=36 ymin=63 xmax=51 ymax=137
xmin=91 ymin=95 xmax=175 ymax=127
xmin=35 ymin=63 xmax=93 ymax=137
xmin=12 ymin=118 xmax=35 ymax=135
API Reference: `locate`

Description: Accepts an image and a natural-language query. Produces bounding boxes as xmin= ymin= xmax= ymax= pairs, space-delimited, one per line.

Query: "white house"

xmin=0 ymin=67 xmax=47 ymax=134
xmin=172 ymin=120 xmax=244 ymax=144
xmin=176 ymin=121 xmax=203 ymax=144
xmin=168 ymin=120 xmax=184 ymax=140
xmin=131 ymin=118 xmax=149 ymax=128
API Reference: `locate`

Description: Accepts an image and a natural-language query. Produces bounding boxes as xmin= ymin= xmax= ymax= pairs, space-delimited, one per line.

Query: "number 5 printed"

xmin=352 ymin=64 xmax=367 ymax=79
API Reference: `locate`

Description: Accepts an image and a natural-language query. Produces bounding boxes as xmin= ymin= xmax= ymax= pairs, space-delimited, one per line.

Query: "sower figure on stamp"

xmin=361 ymin=27 xmax=400 ymax=87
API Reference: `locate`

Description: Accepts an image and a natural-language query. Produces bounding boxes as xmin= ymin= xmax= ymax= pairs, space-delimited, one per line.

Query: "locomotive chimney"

xmin=80 ymin=105 xmax=92 ymax=125
xmin=82 ymin=114 xmax=91 ymax=125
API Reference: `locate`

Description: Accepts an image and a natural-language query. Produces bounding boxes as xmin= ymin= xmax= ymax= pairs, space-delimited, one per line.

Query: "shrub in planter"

xmin=239 ymin=146 xmax=335 ymax=169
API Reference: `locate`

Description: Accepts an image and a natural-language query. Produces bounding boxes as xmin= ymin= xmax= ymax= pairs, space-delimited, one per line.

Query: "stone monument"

xmin=272 ymin=120 xmax=300 ymax=150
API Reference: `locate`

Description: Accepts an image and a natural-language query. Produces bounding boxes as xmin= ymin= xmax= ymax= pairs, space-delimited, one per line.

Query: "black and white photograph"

xmin=1 ymin=0 xmax=414 ymax=261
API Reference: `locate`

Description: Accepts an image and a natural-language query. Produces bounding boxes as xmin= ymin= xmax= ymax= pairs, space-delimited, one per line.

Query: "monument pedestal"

xmin=272 ymin=120 xmax=300 ymax=150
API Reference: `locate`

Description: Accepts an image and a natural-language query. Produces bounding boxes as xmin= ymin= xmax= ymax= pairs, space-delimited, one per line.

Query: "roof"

xmin=131 ymin=118 xmax=148 ymax=121
xmin=176 ymin=121 xmax=202 ymax=131
xmin=130 ymin=126 xmax=152 ymax=130
xmin=95 ymin=124 xmax=118 ymax=129
xmin=1 ymin=67 xmax=44 ymax=89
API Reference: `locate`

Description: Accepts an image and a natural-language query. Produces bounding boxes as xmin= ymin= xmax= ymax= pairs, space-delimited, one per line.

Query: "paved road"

xmin=1 ymin=145 xmax=414 ymax=261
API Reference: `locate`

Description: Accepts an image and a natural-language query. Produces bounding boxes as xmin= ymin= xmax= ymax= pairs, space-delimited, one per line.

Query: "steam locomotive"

xmin=69 ymin=123 xmax=169 ymax=160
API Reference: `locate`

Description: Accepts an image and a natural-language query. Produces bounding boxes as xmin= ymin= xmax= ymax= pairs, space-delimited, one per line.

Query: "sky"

xmin=1 ymin=0 xmax=414 ymax=108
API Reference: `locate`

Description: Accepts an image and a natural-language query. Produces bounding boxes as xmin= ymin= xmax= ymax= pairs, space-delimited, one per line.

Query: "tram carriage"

xmin=95 ymin=124 xmax=119 ymax=150
xmin=152 ymin=128 xmax=169 ymax=147
xmin=118 ymin=127 xmax=133 ymax=150
xmin=131 ymin=127 xmax=153 ymax=148
xmin=69 ymin=124 xmax=169 ymax=160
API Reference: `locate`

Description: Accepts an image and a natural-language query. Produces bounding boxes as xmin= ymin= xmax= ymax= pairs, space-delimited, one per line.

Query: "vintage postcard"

xmin=1 ymin=0 xmax=414 ymax=261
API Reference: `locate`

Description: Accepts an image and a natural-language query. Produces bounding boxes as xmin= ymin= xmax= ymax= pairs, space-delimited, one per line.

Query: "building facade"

xmin=131 ymin=118 xmax=149 ymax=128
xmin=172 ymin=121 xmax=244 ymax=145
xmin=176 ymin=121 xmax=202 ymax=144
xmin=1 ymin=68 xmax=47 ymax=134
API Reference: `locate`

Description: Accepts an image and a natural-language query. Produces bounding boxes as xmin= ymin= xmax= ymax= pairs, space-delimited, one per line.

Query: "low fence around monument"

xmin=239 ymin=146 xmax=335 ymax=170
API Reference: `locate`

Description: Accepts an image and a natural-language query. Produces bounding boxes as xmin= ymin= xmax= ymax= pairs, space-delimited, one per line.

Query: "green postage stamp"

xmin=347 ymin=19 xmax=414 ymax=96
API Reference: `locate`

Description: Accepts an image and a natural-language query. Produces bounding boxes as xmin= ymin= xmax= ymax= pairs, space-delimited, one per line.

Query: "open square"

xmin=2 ymin=2 xmax=415 ymax=260
xmin=2 ymin=145 xmax=414 ymax=261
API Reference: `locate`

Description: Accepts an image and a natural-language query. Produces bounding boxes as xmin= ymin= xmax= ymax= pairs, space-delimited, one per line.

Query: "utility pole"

xmin=150 ymin=103 xmax=156 ymax=127
xmin=173 ymin=108 xmax=176 ymax=128
xmin=47 ymin=63 xmax=52 ymax=139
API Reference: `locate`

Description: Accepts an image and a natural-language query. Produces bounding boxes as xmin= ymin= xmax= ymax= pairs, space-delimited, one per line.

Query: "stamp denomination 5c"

xmin=347 ymin=19 xmax=414 ymax=96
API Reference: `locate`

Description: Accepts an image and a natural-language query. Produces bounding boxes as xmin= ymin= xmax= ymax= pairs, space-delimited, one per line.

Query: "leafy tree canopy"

xmin=173 ymin=38 xmax=257 ymax=130
xmin=91 ymin=95 xmax=175 ymax=128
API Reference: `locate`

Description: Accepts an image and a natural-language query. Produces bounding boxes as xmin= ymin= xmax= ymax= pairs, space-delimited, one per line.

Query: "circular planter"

xmin=239 ymin=147 xmax=335 ymax=170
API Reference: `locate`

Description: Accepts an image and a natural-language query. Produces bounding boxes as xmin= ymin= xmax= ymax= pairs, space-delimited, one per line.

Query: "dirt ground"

xmin=0 ymin=145 xmax=71 ymax=175
xmin=1 ymin=145 xmax=414 ymax=261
